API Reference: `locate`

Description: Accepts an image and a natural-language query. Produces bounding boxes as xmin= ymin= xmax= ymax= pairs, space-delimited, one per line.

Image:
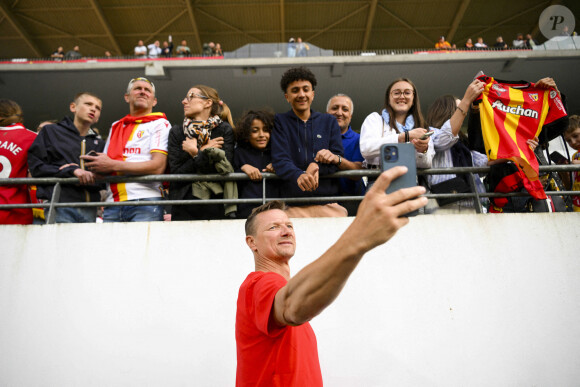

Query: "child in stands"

xmin=564 ymin=115 xmax=580 ymax=211
xmin=233 ymin=110 xmax=280 ymax=218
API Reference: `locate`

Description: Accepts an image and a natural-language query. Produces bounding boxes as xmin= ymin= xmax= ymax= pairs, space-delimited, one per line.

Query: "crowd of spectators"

xmin=435 ymin=32 xmax=549 ymax=51
xmin=131 ymin=37 xmax=224 ymax=58
xmin=45 ymin=37 xmax=225 ymax=61
xmin=1 ymin=65 xmax=578 ymax=225
xmin=40 ymin=29 xmax=578 ymax=63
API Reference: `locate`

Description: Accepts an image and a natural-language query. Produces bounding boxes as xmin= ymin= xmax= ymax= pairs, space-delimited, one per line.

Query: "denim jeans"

xmin=55 ymin=207 xmax=97 ymax=223
xmin=103 ymin=197 xmax=164 ymax=222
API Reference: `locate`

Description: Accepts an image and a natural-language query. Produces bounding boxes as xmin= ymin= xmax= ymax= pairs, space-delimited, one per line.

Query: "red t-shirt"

xmin=236 ymin=271 xmax=322 ymax=387
xmin=0 ymin=123 xmax=37 ymax=224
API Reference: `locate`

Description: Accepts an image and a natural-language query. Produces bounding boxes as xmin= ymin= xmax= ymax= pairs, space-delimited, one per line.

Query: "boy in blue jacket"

xmin=28 ymin=92 xmax=105 ymax=223
xmin=271 ymin=67 xmax=346 ymax=217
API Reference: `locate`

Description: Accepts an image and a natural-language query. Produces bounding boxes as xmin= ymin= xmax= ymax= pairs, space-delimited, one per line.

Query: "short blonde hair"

xmin=565 ymin=115 xmax=580 ymax=137
xmin=245 ymin=200 xmax=287 ymax=236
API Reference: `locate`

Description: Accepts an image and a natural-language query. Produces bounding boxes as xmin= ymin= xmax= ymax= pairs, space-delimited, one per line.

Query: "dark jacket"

xmin=233 ymin=145 xmax=280 ymax=218
xmin=168 ymin=121 xmax=235 ymax=200
xmin=161 ymin=41 xmax=174 ymax=58
xmin=27 ymin=116 xmax=105 ymax=203
xmin=271 ymin=109 xmax=344 ymax=200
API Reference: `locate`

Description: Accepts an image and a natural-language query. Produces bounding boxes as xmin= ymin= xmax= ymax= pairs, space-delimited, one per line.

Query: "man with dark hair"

xmin=236 ymin=169 xmax=428 ymax=385
xmin=64 ymin=45 xmax=82 ymax=60
xmin=271 ymin=66 xmax=346 ymax=217
xmin=28 ymin=92 xmax=105 ymax=223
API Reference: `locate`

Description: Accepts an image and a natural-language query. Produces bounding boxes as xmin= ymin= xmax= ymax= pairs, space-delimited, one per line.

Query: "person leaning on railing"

xmin=233 ymin=109 xmax=280 ymax=219
xmin=271 ymin=67 xmax=347 ymax=217
xmin=168 ymin=85 xmax=236 ymax=220
xmin=360 ymin=77 xmax=434 ymax=178
xmin=81 ymin=77 xmax=171 ymax=222
xmin=424 ymin=80 xmax=488 ymax=214
xmin=0 ymin=99 xmax=37 ymax=225
xmin=27 ymin=92 xmax=105 ymax=223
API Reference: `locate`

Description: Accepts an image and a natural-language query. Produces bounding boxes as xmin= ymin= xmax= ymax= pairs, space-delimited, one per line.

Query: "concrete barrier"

xmin=1 ymin=213 xmax=579 ymax=386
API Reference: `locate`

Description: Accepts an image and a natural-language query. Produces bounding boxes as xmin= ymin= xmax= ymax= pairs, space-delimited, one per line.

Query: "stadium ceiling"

xmin=0 ymin=0 xmax=578 ymax=59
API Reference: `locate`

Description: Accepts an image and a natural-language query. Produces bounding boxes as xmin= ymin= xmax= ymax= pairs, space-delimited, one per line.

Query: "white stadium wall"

xmin=1 ymin=214 xmax=579 ymax=386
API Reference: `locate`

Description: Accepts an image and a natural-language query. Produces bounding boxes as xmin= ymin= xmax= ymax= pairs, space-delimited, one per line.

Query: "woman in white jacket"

xmin=360 ymin=78 xmax=434 ymax=170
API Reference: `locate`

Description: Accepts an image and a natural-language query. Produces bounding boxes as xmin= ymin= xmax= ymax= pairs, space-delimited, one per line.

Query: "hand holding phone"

xmin=420 ymin=130 xmax=434 ymax=140
xmin=380 ymin=143 xmax=420 ymax=216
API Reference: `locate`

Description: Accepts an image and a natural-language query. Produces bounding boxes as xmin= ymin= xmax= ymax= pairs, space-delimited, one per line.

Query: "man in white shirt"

xmin=147 ymin=41 xmax=162 ymax=58
xmin=134 ymin=40 xmax=147 ymax=58
xmin=82 ymin=77 xmax=171 ymax=222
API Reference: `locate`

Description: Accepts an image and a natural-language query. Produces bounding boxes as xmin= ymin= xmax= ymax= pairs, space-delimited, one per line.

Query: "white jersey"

xmin=103 ymin=117 xmax=171 ymax=202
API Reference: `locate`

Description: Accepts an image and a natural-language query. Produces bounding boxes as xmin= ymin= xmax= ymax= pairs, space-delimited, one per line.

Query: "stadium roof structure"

xmin=0 ymin=0 xmax=578 ymax=59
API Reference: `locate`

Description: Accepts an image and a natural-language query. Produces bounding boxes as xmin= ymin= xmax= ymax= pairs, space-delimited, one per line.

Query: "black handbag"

xmin=430 ymin=177 xmax=472 ymax=206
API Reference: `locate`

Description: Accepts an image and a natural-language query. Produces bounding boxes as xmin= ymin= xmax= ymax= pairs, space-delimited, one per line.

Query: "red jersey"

xmin=236 ymin=271 xmax=322 ymax=387
xmin=0 ymin=123 xmax=37 ymax=224
xmin=477 ymin=74 xmax=568 ymax=199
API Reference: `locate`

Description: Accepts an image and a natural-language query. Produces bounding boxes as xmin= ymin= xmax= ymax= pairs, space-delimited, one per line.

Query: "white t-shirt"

xmin=103 ymin=117 xmax=171 ymax=202
xmin=134 ymin=45 xmax=147 ymax=57
xmin=360 ymin=112 xmax=434 ymax=168
xmin=147 ymin=44 xmax=161 ymax=58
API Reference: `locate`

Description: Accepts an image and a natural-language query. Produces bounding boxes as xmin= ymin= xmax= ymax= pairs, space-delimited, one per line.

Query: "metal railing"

xmin=1 ymin=164 xmax=578 ymax=223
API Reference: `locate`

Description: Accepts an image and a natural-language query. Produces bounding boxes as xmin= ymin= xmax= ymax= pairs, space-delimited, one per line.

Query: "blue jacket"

xmin=340 ymin=126 xmax=366 ymax=196
xmin=272 ymin=109 xmax=344 ymax=199
xmin=27 ymin=116 xmax=105 ymax=202
xmin=233 ymin=145 xmax=280 ymax=218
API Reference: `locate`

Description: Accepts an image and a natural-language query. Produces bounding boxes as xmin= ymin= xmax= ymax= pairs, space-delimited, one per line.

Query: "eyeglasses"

xmin=186 ymin=92 xmax=209 ymax=101
xmin=391 ymin=89 xmax=414 ymax=98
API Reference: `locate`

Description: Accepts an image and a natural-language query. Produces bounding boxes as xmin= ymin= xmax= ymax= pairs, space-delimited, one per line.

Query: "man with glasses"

xmin=82 ymin=77 xmax=171 ymax=222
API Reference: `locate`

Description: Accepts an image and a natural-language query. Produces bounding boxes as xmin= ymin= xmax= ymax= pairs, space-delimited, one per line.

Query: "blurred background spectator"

xmin=494 ymin=36 xmax=508 ymax=50
xmin=51 ymin=46 xmax=64 ymax=61
xmin=134 ymin=40 xmax=147 ymax=58
xmin=64 ymin=45 xmax=82 ymax=60
xmin=176 ymin=40 xmax=191 ymax=57
xmin=161 ymin=36 xmax=173 ymax=58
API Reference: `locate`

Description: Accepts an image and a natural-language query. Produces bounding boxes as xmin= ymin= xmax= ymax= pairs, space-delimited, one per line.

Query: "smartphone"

xmin=420 ymin=130 xmax=434 ymax=140
xmin=549 ymin=151 xmax=568 ymax=164
xmin=85 ymin=150 xmax=98 ymax=156
xmin=380 ymin=143 xmax=419 ymax=216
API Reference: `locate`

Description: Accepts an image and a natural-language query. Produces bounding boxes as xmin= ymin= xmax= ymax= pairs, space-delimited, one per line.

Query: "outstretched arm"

xmin=273 ymin=166 xmax=427 ymax=326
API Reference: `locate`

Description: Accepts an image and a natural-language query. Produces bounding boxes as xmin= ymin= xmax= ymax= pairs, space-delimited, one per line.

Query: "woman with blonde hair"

xmin=168 ymin=85 xmax=235 ymax=220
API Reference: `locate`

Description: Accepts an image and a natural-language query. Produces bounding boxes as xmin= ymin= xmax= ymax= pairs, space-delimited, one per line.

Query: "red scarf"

xmin=107 ymin=113 xmax=167 ymax=162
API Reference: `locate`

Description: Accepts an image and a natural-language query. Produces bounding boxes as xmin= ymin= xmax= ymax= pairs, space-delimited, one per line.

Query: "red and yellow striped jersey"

xmin=477 ymin=75 xmax=567 ymax=199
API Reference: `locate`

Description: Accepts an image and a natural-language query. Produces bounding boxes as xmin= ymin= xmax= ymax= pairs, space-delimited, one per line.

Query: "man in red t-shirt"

xmin=236 ymin=167 xmax=428 ymax=386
